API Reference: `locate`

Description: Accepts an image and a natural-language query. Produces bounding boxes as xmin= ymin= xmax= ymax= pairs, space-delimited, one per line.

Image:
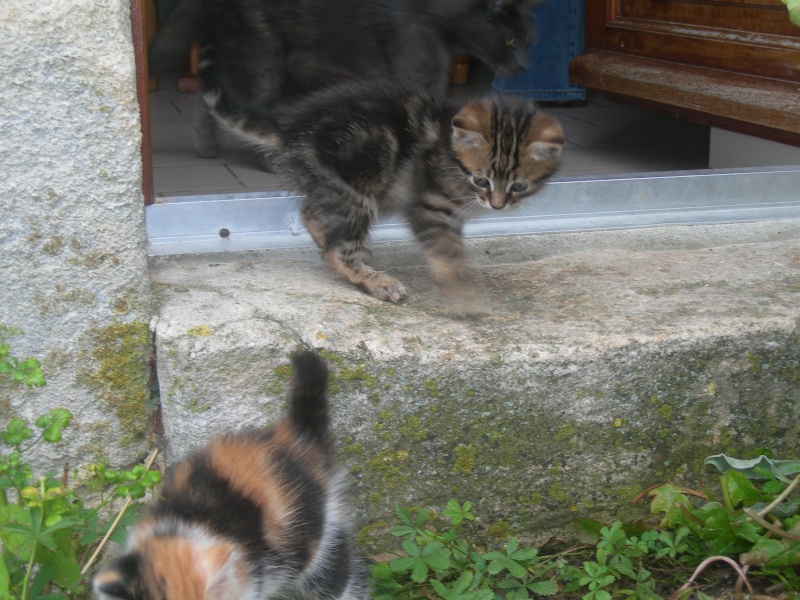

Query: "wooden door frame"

xmin=131 ymin=0 xmax=155 ymax=206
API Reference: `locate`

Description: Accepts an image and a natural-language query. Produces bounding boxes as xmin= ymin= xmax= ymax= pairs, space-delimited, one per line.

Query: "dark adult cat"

xmin=201 ymin=57 xmax=565 ymax=309
xmin=149 ymin=0 xmax=540 ymax=160
xmin=93 ymin=352 xmax=369 ymax=600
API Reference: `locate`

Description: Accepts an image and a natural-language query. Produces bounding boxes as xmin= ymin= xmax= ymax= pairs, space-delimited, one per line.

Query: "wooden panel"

xmin=620 ymin=0 xmax=796 ymax=35
xmin=606 ymin=20 xmax=800 ymax=80
xmin=573 ymin=0 xmax=800 ymax=145
xmin=570 ymin=50 xmax=800 ymax=145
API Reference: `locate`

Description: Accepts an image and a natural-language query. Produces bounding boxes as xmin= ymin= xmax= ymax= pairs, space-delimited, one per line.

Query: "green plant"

xmin=561 ymin=521 xmax=661 ymax=599
xmin=371 ymin=500 xmax=561 ymax=599
xmin=0 ymin=334 xmax=161 ymax=600
xmin=0 ymin=334 xmax=45 ymax=389
xmin=374 ymin=453 xmax=800 ymax=600
xmin=646 ymin=453 xmax=800 ymax=594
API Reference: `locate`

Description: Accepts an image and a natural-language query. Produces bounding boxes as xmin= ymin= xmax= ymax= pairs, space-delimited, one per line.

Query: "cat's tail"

xmin=288 ymin=351 xmax=331 ymax=443
xmin=198 ymin=44 xmax=283 ymax=149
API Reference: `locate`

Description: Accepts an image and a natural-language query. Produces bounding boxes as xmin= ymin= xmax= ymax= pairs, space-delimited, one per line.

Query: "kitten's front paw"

xmin=361 ymin=274 xmax=407 ymax=303
xmin=442 ymin=283 xmax=487 ymax=318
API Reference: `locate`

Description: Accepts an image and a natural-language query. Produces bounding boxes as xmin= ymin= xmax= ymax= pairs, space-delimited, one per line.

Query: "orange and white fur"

xmin=93 ymin=352 xmax=369 ymax=600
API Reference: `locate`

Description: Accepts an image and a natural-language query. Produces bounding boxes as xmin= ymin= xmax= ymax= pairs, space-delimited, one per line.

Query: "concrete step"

xmin=150 ymin=219 xmax=800 ymax=547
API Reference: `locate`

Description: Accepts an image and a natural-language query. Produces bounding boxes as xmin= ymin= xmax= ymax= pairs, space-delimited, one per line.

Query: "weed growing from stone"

xmin=0 ymin=335 xmax=160 ymax=600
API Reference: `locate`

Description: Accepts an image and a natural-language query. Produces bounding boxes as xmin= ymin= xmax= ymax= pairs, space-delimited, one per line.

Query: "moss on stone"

xmin=185 ymin=397 xmax=211 ymax=413
xmin=88 ymin=322 xmax=151 ymax=447
xmin=453 ymin=444 xmax=477 ymax=474
xmin=319 ymin=350 xmax=345 ymax=365
xmin=266 ymin=362 xmax=293 ymax=395
xmin=366 ymin=449 xmax=408 ymax=490
xmin=746 ymin=352 xmax=762 ymax=376
xmin=186 ymin=325 xmax=212 ymax=337
xmin=336 ymin=365 xmax=378 ymax=386
xmin=488 ymin=521 xmax=511 ymax=539
xmin=318 ymin=335 xmax=800 ymax=550
xmin=555 ymin=424 xmax=576 ymax=441
xmin=548 ymin=483 xmax=570 ymax=503
xmin=423 ymin=378 xmax=439 ymax=396
xmin=657 ymin=404 xmax=674 ymax=419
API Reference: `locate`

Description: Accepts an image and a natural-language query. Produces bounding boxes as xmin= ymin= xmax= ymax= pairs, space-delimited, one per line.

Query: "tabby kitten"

xmin=203 ymin=65 xmax=565 ymax=306
xmin=93 ymin=352 xmax=368 ymax=600
xmin=149 ymin=0 xmax=539 ymax=160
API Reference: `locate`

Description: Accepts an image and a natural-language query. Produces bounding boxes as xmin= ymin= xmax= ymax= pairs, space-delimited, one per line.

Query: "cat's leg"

xmin=302 ymin=194 xmax=406 ymax=303
xmin=192 ymin=97 xmax=218 ymax=158
xmin=407 ymin=195 xmax=483 ymax=315
xmin=295 ymin=525 xmax=371 ymax=600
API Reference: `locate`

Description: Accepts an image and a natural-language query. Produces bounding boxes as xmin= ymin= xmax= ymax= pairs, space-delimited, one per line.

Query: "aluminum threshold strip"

xmin=146 ymin=166 xmax=800 ymax=256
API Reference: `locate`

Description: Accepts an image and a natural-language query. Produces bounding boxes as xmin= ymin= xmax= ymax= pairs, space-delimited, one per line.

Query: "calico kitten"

xmin=93 ymin=352 xmax=369 ymax=600
xmin=149 ymin=0 xmax=539 ymax=160
xmin=202 ymin=63 xmax=565 ymax=307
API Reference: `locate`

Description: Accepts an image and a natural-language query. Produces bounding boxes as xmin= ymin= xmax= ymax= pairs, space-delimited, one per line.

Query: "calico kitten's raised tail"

xmin=93 ymin=351 xmax=369 ymax=600
xmin=202 ymin=50 xmax=565 ymax=311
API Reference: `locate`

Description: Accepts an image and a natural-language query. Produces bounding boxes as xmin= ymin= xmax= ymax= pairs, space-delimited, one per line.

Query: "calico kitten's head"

xmin=93 ymin=533 xmax=249 ymax=600
xmin=443 ymin=0 xmax=539 ymax=75
xmin=452 ymin=98 xmax=565 ymax=211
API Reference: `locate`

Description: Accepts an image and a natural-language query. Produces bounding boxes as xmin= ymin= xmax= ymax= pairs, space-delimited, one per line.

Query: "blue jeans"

xmin=493 ymin=0 xmax=586 ymax=102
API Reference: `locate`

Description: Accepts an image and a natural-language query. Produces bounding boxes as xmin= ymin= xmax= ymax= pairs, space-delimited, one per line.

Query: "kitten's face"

xmin=452 ymin=99 xmax=565 ymax=211
xmin=93 ymin=536 xmax=248 ymax=600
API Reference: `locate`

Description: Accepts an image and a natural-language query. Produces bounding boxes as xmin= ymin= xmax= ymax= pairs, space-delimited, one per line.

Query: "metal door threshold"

xmin=146 ymin=166 xmax=800 ymax=256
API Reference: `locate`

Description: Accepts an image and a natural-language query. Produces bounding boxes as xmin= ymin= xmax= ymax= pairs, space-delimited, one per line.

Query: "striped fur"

xmin=148 ymin=0 xmax=540 ymax=161
xmin=93 ymin=352 xmax=369 ymax=600
xmin=202 ymin=66 xmax=565 ymax=310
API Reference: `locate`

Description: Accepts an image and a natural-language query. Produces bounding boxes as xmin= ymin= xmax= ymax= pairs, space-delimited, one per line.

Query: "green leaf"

xmin=704 ymin=454 xmax=800 ymax=482
xmin=752 ymin=498 xmax=799 ymax=519
xmin=29 ymin=560 xmax=55 ymax=600
xmin=0 ymin=554 xmax=9 ymax=597
xmin=411 ymin=559 xmax=429 ymax=583
xmin=782 ymin=0 xmax=800 ymax=26
xmin=443 ymin=500 xmax=475 ymax=525
xmin=647 ymin=484 xmax=693 ymax=528
xmin=1 ymin=418 xmax=33 ymax=446
xmin=740 ymin=536 xmax=800 ymax=568
xmin=528 ymin=579 xmax=560 ymax=596
xmin=35 ymin=409 xmax=72 ymax=444
xmin=395 ymin=505 xmax=414 ymax=526
xmin=48 ymin=531 xmax=82 ymax=588
xmin=722 ymin=470 xmax=764 ymax=507
xmin=420 ymin=541 xmax=451 ymax=571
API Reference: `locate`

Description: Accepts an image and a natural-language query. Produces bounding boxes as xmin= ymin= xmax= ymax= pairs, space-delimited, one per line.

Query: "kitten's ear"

xmin=92 ymin=566 xmax=136 ymax=600
xmin=452 ymin=102 xmax=491 ymax=149
xmin=197 ymin=543 xmax=244 ymax=600
xmin=527 ymin=114 xmax=566 ymax=163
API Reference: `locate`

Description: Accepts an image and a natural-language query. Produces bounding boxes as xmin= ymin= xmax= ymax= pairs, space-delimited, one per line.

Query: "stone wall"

xmin=0 ymin=1 xmax=153 ymax=470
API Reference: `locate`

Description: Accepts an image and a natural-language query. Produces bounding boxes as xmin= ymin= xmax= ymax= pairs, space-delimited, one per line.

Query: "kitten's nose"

xmin=489 ymin=193 xmax=507 ymax=210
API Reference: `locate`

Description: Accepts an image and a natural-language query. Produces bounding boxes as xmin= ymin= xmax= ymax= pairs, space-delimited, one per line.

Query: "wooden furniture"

xmin=569 ymin=0 xmax=800 ymax=146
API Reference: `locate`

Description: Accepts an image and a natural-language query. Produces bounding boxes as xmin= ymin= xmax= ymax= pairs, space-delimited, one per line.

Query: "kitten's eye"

xmin=509 ymin=181 xmax=530 ymax=194
xmin=471 ymin=176 xmax=492 ymax=190
xmin=506 ymin=38 xmax=515 ymax=47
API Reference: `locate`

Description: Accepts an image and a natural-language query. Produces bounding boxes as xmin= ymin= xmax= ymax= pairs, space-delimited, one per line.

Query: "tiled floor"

xmin=149 ymin=68 xmax=711 ymax=199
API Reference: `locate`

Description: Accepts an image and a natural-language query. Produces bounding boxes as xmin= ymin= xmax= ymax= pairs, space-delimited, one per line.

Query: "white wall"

xmin=710 ymin=127 xmax=800 ymax=169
